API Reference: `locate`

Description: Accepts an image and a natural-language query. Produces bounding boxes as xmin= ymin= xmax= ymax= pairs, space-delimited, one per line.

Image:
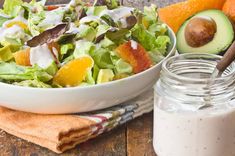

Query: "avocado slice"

xmin=97 ymin=69 xmax=114 ymax=84
xmin=177 ymin=10 xmax=234 ymax=54
xmin=0 ymin=45 xmax=13 ymax=61
xmin=0 ymin=38 xmax=21 ymax=52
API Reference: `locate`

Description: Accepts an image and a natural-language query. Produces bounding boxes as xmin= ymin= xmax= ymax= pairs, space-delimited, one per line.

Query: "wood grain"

xmin=127 ymin=113 xmax=156 ymax=156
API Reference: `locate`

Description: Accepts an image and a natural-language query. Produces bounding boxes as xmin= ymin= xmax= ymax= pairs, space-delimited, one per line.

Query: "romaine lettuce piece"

xmin=13 ymin=79 xmax=51 ymax=88
xmin=148 ymin=23 xmax=168 ymax=37
xmin=76 ymin=24 xmax=96 ymax=41
xmin=92 ymin=48 xmax=114 ymax=69
xmin=60 ymin=43 xmax=75 ymax=55
xmin=143 ymin=4 xmax=158 ymax=28
xmin=99 ymin=37 xmax=115 ymax=49
xmin=86 ymin=6 xmax=108 ymax=16
xmin=96 ymin=24 xmax=110 ymax=38
xmin=131 ymin=24 xmax=157 ymax=51
xmin=0 ymin=15 xmax=10 ymax=27
xmin=92 ymin=64 xmax=100 ymax=82
xmin=85 ymin=70 xmax=95 ymax=85
xmin=0 ymin=62 xmax=52 ymax=82
xmin=28 ymin=11 xmax=45 ymax=36
xmin=74 ymin=40 xmax=95 ymax=58
xmin=3 ymin=0 xmax=23 ymax=17
xmin=155 ymin=35 xmax=171 ymax=55
xmin=38 ymin=8 xmax=66 ymax=31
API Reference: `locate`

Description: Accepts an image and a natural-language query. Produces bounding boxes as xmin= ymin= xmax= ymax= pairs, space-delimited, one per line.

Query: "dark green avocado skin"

xmin=177 ymin=10 xmax=234 ymax=54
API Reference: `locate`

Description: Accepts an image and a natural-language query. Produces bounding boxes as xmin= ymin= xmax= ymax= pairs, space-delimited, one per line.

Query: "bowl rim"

xmin=0 ymin=26 xmax=176 ymax=91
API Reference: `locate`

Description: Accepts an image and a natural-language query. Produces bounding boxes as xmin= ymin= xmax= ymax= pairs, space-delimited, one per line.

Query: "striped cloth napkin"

xmin=0 ymin=89 xmax=153 ymax=153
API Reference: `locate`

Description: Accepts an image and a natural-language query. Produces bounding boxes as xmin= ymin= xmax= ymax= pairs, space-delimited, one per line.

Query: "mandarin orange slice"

xmin=13 ymin=48 xmax=31 ymax=66
xmin=115 ymin=41 xmax=152 ymax=74
xmin=159 ymin=0 xmax=226 ymax=33
xmin=53 ymin=56 xmax=94 ymax=87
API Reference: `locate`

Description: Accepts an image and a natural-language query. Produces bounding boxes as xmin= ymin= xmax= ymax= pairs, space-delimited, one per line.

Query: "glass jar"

xmin=153 ymin=53 xmax=235 ymax=156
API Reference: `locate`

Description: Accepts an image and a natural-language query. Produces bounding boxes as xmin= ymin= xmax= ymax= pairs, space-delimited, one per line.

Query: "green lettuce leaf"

xmin=92 ymin=64 xmax=100 ymax=82
xmin=85 ymin=70 xmax=95 ymax=85
xmin=131 ymin=24 xmax=157 ymax=51
xmin=92 ymin=48 xmax=114 ymax=69
xmin=13 ymin=79 xmax=52 ymax=88
xmin=99 ymin=37 xmax=115 ymax=49
xmin=60 ymin=43 xmax=75 ymax=55
xmin=38 ymin=8 xmax=66 ymax=31
xmin=3 ymin=0 xmax=23 ymax=17
xmin=148 ymin=23 xmax=168 ymax=37
xmin=77 ymin=25 xmax=96 ymax=41
xmin=86 ymin=6 xmax=108 ymax=16
xmin=143 ymin=4 xmax=158 ymax=28
xmin=0 ymin=15 xmax=10 ymax=26
xmin=96 ymin=24 xmax=110 ymax=38
xmin=74 ymin=40 xmax=95 ymax=58
xmin=155 ymin=35 xmax=171 ymax=55
xmin=0 ymin=62 xmax=53 ymax=82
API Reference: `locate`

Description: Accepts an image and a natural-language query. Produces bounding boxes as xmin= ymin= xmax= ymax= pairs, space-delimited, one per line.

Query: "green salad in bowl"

xmin=0 ymin=0 xmax=171 ymax=88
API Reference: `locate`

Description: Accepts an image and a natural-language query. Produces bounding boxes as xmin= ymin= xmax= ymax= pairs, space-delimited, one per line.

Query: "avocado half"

xmin=177 ymin=10 xmax=234 ymax=54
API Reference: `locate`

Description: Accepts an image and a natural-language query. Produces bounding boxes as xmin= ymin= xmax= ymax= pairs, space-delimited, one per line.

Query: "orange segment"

xmin=223 ymin=0 xmax=235 ymax=22
xmin=13 ymin=48 xmax=31 ymax=66
xmin=53 ymin=56 xmax=94 ymax=87
xmin=159 ymin=0 xmax=227 ymax=33
xmin=6 ymin=21 xmax=28 ymax=30
xmin=115 ymin=41 xmax=152 ymax=74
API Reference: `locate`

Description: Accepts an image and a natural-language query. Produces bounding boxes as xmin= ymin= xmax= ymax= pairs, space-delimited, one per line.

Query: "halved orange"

xmin=53 ymin=56 xmax=94 ymax=87
xmin=159 ymin=0 xmax=227 ymax=32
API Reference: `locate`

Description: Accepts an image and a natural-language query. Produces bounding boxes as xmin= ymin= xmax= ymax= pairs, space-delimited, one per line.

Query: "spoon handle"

xmin=216 ymin=41 xmax=235 ymax=73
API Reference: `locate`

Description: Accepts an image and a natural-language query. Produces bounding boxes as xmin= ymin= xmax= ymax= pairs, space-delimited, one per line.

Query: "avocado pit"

xmin=184 ymin=17 xmax=217 ymax=47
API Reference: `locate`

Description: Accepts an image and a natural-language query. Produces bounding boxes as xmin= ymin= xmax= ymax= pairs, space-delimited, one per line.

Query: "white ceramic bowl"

xmin=0 ymin=27 xmax=176 ymax=114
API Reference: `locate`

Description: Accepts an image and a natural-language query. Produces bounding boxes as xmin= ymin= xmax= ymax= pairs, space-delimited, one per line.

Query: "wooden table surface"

xmin=0 ymin=0 xmax=183 ymax=155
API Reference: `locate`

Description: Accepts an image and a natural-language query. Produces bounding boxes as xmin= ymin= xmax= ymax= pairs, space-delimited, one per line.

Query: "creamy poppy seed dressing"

xmin=153 ymin=54 xmax=235 ymax=156
xmin=154 ymin=103 xmax=235 ymax=156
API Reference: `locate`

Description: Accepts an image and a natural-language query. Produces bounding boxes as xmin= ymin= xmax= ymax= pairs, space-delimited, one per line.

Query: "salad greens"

xmin=0 ymin=0 xmax=171 ymax=88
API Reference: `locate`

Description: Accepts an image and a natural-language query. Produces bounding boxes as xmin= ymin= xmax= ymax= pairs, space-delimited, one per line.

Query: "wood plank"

xmin=127 ymin=113 xmax=156 ymax=156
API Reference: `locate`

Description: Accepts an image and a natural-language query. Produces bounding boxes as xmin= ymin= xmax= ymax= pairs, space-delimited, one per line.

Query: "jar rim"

xmin=162 ymin=53 xmax=235 ymax=82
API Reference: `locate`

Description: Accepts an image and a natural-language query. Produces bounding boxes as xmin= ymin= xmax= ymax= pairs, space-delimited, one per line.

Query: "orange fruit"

xmin=115 ymin=41 xmax=152 ymax=74
xmin=223 ymin=0 xmax=235 ymax=22
xmin=159 ymin=0 xmax=227 ymax=33
xmin=6 ymin=21 xmax=28 ymax=30
xmin=53 ymin=56 xmax=94 ymax=87
xmin=13 ymin=48 xmax=31 ymax=66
